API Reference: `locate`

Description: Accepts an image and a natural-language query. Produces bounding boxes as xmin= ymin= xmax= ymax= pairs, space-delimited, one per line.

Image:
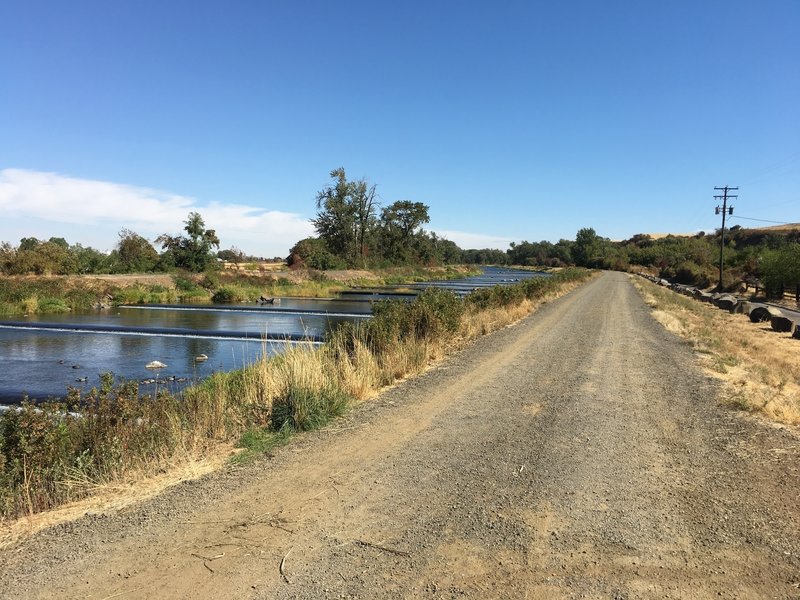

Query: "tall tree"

xmin=313 ymin=168 xmax=377 ymax=267
xmin=157 ymin=212 xmax=220 ymax=272
xmin=117 ymin=228 xmax=159 ymax=272
xmin=379 ymin=200 xmax=430 ymax=263
xmin=572 ymin=227 xmax=613 ymax=267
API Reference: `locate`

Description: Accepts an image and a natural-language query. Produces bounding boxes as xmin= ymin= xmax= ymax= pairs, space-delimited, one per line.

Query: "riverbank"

xmin=0 ymin=269 xmax=590 ymax=528
xmin=0 ymin=265 xmax=480 ymax=316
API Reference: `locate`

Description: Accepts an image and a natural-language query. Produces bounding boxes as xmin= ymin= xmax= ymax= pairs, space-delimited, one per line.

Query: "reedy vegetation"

xmin=0 ymin=269 xmax=589 ymax=519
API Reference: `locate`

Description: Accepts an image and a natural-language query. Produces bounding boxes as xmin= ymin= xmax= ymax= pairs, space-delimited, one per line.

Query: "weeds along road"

xmin=2 ymin=272 xmax=799 ymax=599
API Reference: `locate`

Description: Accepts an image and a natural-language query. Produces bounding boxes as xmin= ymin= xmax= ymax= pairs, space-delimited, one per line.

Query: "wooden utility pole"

xmin=714 ymin=185 xmax=738 ymax=291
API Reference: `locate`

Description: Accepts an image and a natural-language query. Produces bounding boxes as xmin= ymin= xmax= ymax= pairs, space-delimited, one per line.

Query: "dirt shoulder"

xmin=1 ymin=272 xmax=798 ymax=599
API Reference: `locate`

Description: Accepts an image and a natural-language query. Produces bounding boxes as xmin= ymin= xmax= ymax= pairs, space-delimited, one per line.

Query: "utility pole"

xmin=714 ymin=185 xmax=737 ymax=292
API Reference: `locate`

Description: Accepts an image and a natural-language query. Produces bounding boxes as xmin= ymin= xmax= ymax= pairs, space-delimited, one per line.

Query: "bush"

xmin=672 ymin=262 xmax=712 ymax=287
xmin=211 ymin=286 xmax=245 ymax=303
xmin=37 ymin=297 xmax=71 ymax=313
xmin=271 ymin=385 xmax=349 ymax=432
xmin=339 ymin=287 xmax=465 ymax=355
xmin=174 ymin=275 xmax=200 ymax=292
xmin=200 ymin=271 xmax=220 ymax=290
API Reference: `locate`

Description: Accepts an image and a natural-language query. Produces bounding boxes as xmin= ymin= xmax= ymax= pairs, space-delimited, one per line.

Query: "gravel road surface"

xmin=1 ymin=271 xmax=798 ymax=599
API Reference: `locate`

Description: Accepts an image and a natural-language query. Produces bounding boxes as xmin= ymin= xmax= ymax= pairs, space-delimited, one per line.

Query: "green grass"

xmin=233 ymin=427 xmax=293 ymax=464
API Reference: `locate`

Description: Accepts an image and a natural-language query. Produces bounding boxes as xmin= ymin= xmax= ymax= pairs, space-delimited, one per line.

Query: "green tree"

xmin=434 ymin=237 xmax=463 ymax=265
xmin=572 ymin=228 xmax=600 ymax=267
xmin=0 ymin=242 xmax=16 ymax=274
xmin=760 ymin=243 xmax=800 ymax=298
xmin=157 ymin=212 xmax=221 ymax=272
xmin=71 ymin=244 xmax=110 ymax=274
xmin=14 ymin=240 xmax=75 ymax=274
xmin=286 ymin=237 xmax=345 ymax=270
xmin=313 ymin=168 xmax=378 ymax=267
xmin=217 ymin=246 xmax=246 ymax=264
xmin=18 ymin=237 xmax=40 ymax=252
xmin=378 ymin=200 xmax=430 ymax=264
xmin=117 ymin=229 xmax=160 ymax=272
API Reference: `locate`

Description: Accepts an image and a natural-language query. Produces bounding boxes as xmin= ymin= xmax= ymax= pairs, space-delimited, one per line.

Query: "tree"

xmin=116 ymin=229 xmax=159 ymax=272
xmin=572 ymin=228 xmax=615 ymax=268
xmin=18 ymin=237 xmax=40 ymax=252
xmin=378 ymin=200 xmax=430 ymax=264
xmin=434 ymin=237 xmax=463 ymax=265
xmin=71 ymin=243 xmax=110 ymax=274
xmin=572 ymin=228 xmax=599 ymax=267
xmin=760 ymin=243 xmax=800 ymax=297
xmin=312 ymin=168 xmax=378 ymax=267
xmin=157 ymin=212 xmax=220 ymax=272
xmin=217 ymin=247 xmax=246 ymax=264
xmin=286 ymin=237 xmax=345 ymax=270
xmin=0 ymin=242 xmax=16 ymax=274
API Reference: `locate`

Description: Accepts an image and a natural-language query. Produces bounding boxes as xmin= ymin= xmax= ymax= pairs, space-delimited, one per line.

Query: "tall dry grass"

xmin=633 ymin=277 xmax=800 ymax=425
xmin=0 ymin=269 xmax=591 ymax=521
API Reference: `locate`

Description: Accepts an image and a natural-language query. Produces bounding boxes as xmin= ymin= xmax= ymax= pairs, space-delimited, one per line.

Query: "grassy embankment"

xmin=0 ymin=266 xmax=479 ymax=316
xmin=0 ymin=268 xmax=589 ymax=522
xmin=633 ymin=277 xmax=800 ymax=426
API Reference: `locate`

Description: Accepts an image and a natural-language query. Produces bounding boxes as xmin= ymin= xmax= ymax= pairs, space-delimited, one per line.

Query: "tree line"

xmin=500 ymin=226 xmax=800 ymax=297
xmin=0 ymin=212 xmax=223 ymax=276
xmin=2 ymin=166 xmax=797 ymax=298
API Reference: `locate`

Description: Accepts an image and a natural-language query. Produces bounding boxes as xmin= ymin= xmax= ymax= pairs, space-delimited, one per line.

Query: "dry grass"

xmin=632 ymin=277 xmax=800 ymax=426
xmin=459 ymin=278 xmax=589 ymax=342
xmin=0 ymin=450 xmax=231 ymax=549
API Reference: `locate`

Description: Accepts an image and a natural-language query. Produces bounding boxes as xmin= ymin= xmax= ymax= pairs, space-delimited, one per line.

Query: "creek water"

xmin=0 ymin=297 xmax=370 ymax=403
xmin=0 ymin=268 xmax=547 ymax=404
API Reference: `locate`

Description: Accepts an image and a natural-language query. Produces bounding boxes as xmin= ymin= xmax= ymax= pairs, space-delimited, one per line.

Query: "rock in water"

xmin=146 ymin=360 xmax=167 ymax=369
xmin=195 ymin=354 xmax=208 ymax=362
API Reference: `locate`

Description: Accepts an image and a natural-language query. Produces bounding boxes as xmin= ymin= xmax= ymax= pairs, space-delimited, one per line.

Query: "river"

xmin=0 ymin=268 xmax=545 ymax=403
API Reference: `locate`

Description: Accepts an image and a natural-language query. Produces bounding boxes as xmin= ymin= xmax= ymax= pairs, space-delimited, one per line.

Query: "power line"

xmin=729 ymin=215 xmax=796 ymax=225
xmin=739 ymin=150 xmax=800 ymax=186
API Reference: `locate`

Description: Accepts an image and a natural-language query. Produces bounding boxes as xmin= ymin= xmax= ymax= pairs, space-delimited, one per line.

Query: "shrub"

xmin=211 ymin=285 xmax=246 ymax=303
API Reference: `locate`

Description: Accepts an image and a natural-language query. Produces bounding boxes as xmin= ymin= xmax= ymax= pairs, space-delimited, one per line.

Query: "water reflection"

xmin=0 ymin=328 xmax=288 ymax=403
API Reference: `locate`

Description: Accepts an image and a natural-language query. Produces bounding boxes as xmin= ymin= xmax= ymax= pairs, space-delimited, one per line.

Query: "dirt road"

xmin=2 ymin=272 xmax=799 ymax=599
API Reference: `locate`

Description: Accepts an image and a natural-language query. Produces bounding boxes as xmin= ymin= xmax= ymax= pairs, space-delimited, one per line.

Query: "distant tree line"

xmin=502 ymin=226 xmax=800 ymax=296
xmin=0 ymin=212 xmax=224 ymax=276
xmin=4 ymin=165 xmax=797 ymax=298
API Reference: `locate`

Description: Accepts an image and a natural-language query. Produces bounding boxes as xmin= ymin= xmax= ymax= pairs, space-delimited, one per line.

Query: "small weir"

xmin=119 ymin=304 xmax=371 ymax=319
xmin=0 ymin=321 xmax=325 ymax=343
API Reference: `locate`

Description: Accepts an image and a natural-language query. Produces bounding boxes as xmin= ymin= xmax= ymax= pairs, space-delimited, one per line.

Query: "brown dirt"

xmin=73 ymin=273 xmax=177 ymax=287
xmin=1 ymin=272 xmax=799 ymax=599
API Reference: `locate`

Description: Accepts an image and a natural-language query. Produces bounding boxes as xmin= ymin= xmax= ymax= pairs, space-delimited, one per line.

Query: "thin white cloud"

xmin=433 ymin=228 xmax=514 ymax=250
xmin=0 ymin=168 xmax=315 ymax=257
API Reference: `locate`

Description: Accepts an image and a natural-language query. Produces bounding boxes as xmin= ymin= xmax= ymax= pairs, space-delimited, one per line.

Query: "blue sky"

xmin=1 ymin=1 xmax=798 ymax=257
